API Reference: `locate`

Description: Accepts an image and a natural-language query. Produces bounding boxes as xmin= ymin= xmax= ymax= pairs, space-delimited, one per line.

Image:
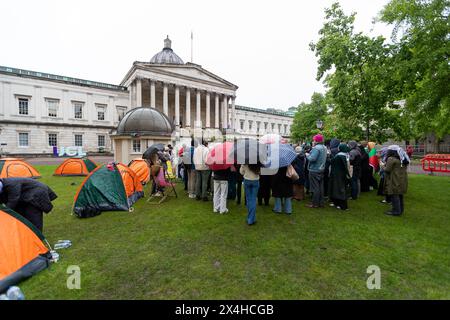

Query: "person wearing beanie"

xmin=306 ymin=134 xmax=327 ymax=208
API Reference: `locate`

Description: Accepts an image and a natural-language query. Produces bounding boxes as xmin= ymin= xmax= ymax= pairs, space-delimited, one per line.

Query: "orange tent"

xmin=116 ymin=163 xmax=144 ymax=201
xmin=0 ymin=206 xmax=51 ymax=292
xmin=0 ymin=158 xmax=41 ymax=179
xmin=128 ymin=159 xmax=150 ymax=185
xmin=54 ymin=157 xmax=98 ymax=176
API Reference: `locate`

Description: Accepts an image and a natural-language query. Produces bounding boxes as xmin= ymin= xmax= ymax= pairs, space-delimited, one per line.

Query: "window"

xmin=18 ymin=98 xmax=29 ymax=115
xmin=46 ymin=99 xmax=59 ymax=117
xmin=271 ymin=123 xmax=275 ymax=132
xmin=132 ymin=139 xmax=141 ymax=153
xmin=284 ymin=124 xmax=288 ymax=134
xmin=117 ymin=106 xmax=127 ymax=121
xmin=98 ymin=135 xmax=106 ymax=147
xmin=73 ymin=102 xmax=84 ymax=119
xmin=74 ymin=134 xmax=83 ymax=147
xmin=48 ymin=133 xmax=57 ymax=147
xmin=18 ymin=132 xmax=29 ymax=147
xmin=278 ymin=124 xmax=282 ymax=132
xmin=264 ymin=122 xmax=268 ymax=131
xmin=249 ymin=121 xmax=253 ymax=131
xmin=240 ymin=120 xmax=245 ymax=130
xmin=96 ymin=104 xmax=106 ymax=121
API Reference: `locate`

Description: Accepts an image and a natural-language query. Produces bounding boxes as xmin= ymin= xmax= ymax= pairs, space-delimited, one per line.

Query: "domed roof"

xmin=150 ymin=36 xmax=184 ymax=65
xmin=117 ymin=107 xmax=174 ymax=136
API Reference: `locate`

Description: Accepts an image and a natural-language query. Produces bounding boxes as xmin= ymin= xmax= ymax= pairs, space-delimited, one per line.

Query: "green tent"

xmin=73 ymin=163 xmax=130 ymax=218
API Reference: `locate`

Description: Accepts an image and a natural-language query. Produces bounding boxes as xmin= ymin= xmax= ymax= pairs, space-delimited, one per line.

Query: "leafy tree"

xmin=380 ymin=0 xmax=450 ymax=140
xmin=290 ymin=92 xmax=328 ymax=142
xmin=310 ymin=2 xmax=400 ymax=142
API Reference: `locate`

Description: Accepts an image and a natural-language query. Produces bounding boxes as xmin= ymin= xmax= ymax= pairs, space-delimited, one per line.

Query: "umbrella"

xmin=230 ymin=139 xmax=268 ymax=165
xmin=142 ymin=143 xmax=164 ymax=160
xmin=206 ymin=142 xmax=234 ymax=171
xmin=265 ymin=143 xmax=297 ymax=168
xmin=260 ymin=133 xmax=288 ymax=145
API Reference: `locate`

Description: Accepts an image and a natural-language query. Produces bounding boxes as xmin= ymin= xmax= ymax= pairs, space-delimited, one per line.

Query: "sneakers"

xmin=385 ymin=211 xmax=401 ymax=216
xmin=329 ymin=203 xmax=335 ymax=207
xmin=219 ymin=209 xmax=229 ymax=215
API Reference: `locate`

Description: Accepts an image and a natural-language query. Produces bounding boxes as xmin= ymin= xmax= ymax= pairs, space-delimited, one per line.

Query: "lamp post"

xmin=316 ymin=119 xmax=324 ymax=131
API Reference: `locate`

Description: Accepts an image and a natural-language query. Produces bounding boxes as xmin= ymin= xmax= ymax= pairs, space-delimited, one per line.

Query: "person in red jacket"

xmin=406 ymin=145 xmax=414 ymax=159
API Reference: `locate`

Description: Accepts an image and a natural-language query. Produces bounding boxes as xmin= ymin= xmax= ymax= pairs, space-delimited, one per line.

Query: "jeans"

xmin=309 ymin=171 xmax=324 ymax=207
xmin=351 ymin=175 xmax=360 ymax=200
xmin=213 ymin=180 xmax=228 ymax=213
xmin=391 ymin=194 xmax=404 ymax=215
xmin=244 ymin=179 xmax=259 ymax=225
xmin=195 ymin=170 xmax=211 ymax=199
xmin=273 ymin=197 xmax=292 ymax=214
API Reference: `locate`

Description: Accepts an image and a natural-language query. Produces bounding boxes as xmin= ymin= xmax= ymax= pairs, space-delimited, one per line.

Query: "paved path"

xmin=26 ymin=156 xmax=114 ymax=166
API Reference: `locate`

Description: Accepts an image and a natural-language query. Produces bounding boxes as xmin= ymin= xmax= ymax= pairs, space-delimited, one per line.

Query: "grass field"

xmin=19 ymin=165 xmax=450 ymax=299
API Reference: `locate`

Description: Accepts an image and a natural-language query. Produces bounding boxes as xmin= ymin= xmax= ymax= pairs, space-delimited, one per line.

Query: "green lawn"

xmin=20 ymin=165 xmax=450 ymax=299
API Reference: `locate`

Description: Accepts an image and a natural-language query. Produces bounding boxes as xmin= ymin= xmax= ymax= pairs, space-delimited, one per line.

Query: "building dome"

xmin=116 ymin=107 xmax=174 ymax=136
xmin=150 ymin=36 xmax=184 ymax=65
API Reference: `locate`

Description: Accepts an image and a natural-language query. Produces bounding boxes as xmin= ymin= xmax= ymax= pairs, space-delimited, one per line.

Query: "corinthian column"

xmin=136 ymin=78 xmax=142 ymax=106
xmin=150 ymin=80 xmax=156 ymax=108
xmin=206 ymin=92 xmax=210 ymax=128
xmin=175 ymin=86 xmax=180 ymax=128
xmin=196 ymin=90 xmax=201 ymax=128
xmin=185 ymin=87 xmax=191 ymax=128
xmin=215 ymin=93 xmax=219 ymax=129
xmin=163 ymin=82 xmax=169 ymax=116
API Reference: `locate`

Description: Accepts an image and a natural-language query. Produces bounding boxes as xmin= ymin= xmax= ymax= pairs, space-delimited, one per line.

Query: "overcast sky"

xmin=0 ymin=0 xmax=392 ymax=110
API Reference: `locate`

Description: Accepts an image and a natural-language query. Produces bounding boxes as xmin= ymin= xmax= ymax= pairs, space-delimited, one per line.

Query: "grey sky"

xmin=0 ymin=0 xmax=392 ymax=110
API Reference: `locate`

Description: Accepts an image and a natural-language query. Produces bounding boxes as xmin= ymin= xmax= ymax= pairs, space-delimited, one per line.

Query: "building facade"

xmin=0 ymin=37 xmax=294 ymax=156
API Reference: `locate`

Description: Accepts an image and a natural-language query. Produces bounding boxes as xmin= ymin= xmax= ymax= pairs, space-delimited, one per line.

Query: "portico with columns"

xmin=120 ymin=37 xmax=238 ymax=139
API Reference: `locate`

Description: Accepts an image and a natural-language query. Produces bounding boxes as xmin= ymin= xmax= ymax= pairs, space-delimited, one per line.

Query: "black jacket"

xmin=271 ymin=167 xmax=293 ymax=198
xmin=0 ymin=178 xmax=57 ymax=213
xmin=213 ymin=168 xmax=230 ymax=181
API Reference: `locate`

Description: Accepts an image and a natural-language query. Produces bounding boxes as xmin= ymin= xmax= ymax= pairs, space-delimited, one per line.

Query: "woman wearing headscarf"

xmin=377 ymin=147 xmax=391 ymax=204
xmin=329 ymin=138 xmax=341 ymax=157
xmin=382 ymin=145 xmax=409 ymax=216
xmin=359 ymin=141 xmax=371 ymax=193
xmin=348 ymin=141 xmax=362 ymax=200
xmin=291 ymin=146 xmax=306 ymax=201
xmin=328 ymin=143 xmax=351 ymax=210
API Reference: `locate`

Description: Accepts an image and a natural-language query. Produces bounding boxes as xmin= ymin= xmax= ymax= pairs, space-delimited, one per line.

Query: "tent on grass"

xmin=53 ymin=157 xmax=98 ymax=176
xmin=0 ymin=206 xmax=52 ymax=293
xmin=128 ymin=159 xmax=150 ymax=185
xmin=0 ymin=158 xmax=41 ymax=179
xmin=73 ymin=163 xmax=143 ymax=218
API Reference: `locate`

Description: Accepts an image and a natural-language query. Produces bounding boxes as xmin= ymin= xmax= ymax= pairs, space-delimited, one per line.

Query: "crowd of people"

xmin=167 ymin=134 xmax=410 ymax=226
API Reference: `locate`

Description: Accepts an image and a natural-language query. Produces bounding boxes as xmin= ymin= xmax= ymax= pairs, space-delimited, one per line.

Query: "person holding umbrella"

xmin=265 ymin=144 xmax=297 ymax=215
xmin=207 ymin=141 xmax=234 ymax=214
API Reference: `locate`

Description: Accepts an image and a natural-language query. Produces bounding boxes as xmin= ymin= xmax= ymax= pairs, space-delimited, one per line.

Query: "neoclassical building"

xmin=0 ymin=36 xmax=294 ymax=156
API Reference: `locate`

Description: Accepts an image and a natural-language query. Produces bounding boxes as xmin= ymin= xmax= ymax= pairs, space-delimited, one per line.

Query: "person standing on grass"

xmin=212 ymin=167 xmax=231 ymax=214
xmin=291 ymin=146 xmax=306 ymax=201
xmin=0 ymin=178 xmax=57 ymax=232
xmin=193 ymin=140 xmax=210 ymax=201
xmin=329 ymin=143 xmax=351 ymax=211
xmin=359 ymin=141 xmax=371 ymax=193
xmin=382 ymin=146 xmax=409 ymax=216
xmin=306 ymin=134 xmax=327 ymax=208
xmin=348 ymin=140 xmax=362 ymax=200
xmin=240 ymin=164 xmax=261 ymax=226
xmin=271 ymin=166 xmax=293 ymax=215
xmin=183 ymin=139 xmax=197 ymax=199
xmin=257 ymin=173 xmax=271 ymax=206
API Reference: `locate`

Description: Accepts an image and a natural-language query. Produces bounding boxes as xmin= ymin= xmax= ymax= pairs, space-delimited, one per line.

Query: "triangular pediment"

xmin=122 ymin=62 xmax=238 ymax=90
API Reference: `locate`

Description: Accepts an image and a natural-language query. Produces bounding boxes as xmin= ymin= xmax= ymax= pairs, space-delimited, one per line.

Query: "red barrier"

xmin=421 ymin=154 xmax=450 ymax=173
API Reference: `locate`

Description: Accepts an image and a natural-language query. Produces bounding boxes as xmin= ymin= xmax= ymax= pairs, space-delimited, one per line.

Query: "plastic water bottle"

xmin=6 ymin=286 xmax=25 ymax=300
xmin=54 ymin=242 xmax=71 ymax=249
xmin=50 ymin=250 xmax=60 ymax=262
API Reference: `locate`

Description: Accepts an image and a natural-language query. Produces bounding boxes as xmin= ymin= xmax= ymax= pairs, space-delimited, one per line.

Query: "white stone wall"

xmin=234 ymin=108 xmax=293 ymax=138
xmin=0 ymin=73 xmax=129 ymax=155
